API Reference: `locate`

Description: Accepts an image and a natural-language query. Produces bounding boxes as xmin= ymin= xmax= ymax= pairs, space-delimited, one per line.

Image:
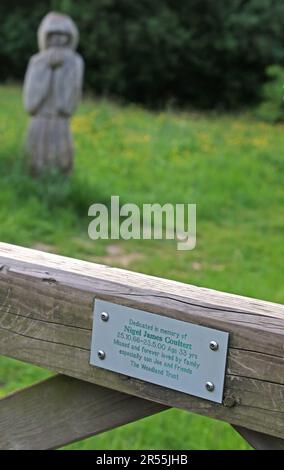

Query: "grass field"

xmin=0 ymin=85 xmax=283 ymax=449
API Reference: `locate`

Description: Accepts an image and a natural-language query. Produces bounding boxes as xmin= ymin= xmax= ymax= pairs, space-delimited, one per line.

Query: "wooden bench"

xmin=0 ymin=242 xmax=283 ymax=450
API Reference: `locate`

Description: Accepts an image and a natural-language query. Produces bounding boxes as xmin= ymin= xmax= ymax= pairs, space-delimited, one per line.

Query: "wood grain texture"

xmin=0 ymin=375 xmax=166 ymax=450
xmin=233 ymin=426 xmax=284 ymax=450
xmin=0 ymin=242 xmax=283 ymax=438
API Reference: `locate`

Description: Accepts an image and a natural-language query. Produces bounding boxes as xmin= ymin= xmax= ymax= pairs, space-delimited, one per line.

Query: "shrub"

xmin=1 ymin=0 xmax=284 ymax=109
xmin=255 ymin=65 xmax=284 ymax=122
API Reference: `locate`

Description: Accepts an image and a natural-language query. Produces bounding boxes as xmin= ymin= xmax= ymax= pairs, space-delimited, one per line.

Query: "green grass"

xmin=1 ymin=84 xmax=283 ymax=449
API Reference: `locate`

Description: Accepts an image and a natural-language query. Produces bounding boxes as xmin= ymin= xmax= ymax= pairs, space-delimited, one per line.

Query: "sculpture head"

xmin=38 ymin=12 xmax=79 ymax=51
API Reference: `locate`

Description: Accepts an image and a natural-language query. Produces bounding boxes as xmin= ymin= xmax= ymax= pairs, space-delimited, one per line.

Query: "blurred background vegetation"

xmin=1 ymin=0 xmax=284 ymax=111
xmin=0 ymin=0 xmax=283 ymax=451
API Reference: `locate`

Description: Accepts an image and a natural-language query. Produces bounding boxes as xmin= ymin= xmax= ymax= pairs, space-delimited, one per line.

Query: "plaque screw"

xmin=98 ymin=350 xmax=106 ymax=360
xmin=209 ymin=340 xmax=219 ymax=351
xmin=101 ymin=312 xmax=109 ymax=322
xmin=205 ymin=381 xmax=215 ymax=392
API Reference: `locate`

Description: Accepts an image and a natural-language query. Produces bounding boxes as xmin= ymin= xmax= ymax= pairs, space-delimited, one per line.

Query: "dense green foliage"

xmin=256 ymin=65 xmax=284 ymax=122
xmin=1 ymin=1 xmax=284 ymax=108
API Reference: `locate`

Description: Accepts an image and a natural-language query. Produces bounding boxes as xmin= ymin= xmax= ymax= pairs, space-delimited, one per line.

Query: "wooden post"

xmin=0 ymin=375 xmax=166 ymax=450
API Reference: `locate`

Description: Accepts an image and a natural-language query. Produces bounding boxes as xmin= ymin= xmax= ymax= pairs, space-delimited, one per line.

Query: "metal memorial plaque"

xmin=90 ymin=300 xmax=229 ymax=403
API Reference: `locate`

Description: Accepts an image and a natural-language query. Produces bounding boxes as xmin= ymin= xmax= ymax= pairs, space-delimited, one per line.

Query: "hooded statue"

xmin=23 ymin=12 xmax=84 ymax=175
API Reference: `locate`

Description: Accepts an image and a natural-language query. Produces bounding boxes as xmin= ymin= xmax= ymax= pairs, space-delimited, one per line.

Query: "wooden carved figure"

xmin=23 ymin=12 xmax=84 ymax=175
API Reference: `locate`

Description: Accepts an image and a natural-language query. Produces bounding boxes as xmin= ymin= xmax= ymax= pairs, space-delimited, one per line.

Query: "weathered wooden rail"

xmin=0 ymin=242 xmax=283 ymax=450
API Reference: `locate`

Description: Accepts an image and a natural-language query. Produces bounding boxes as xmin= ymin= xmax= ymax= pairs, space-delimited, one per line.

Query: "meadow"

xmin=0 ymin=85 xmax=283 ymax=449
